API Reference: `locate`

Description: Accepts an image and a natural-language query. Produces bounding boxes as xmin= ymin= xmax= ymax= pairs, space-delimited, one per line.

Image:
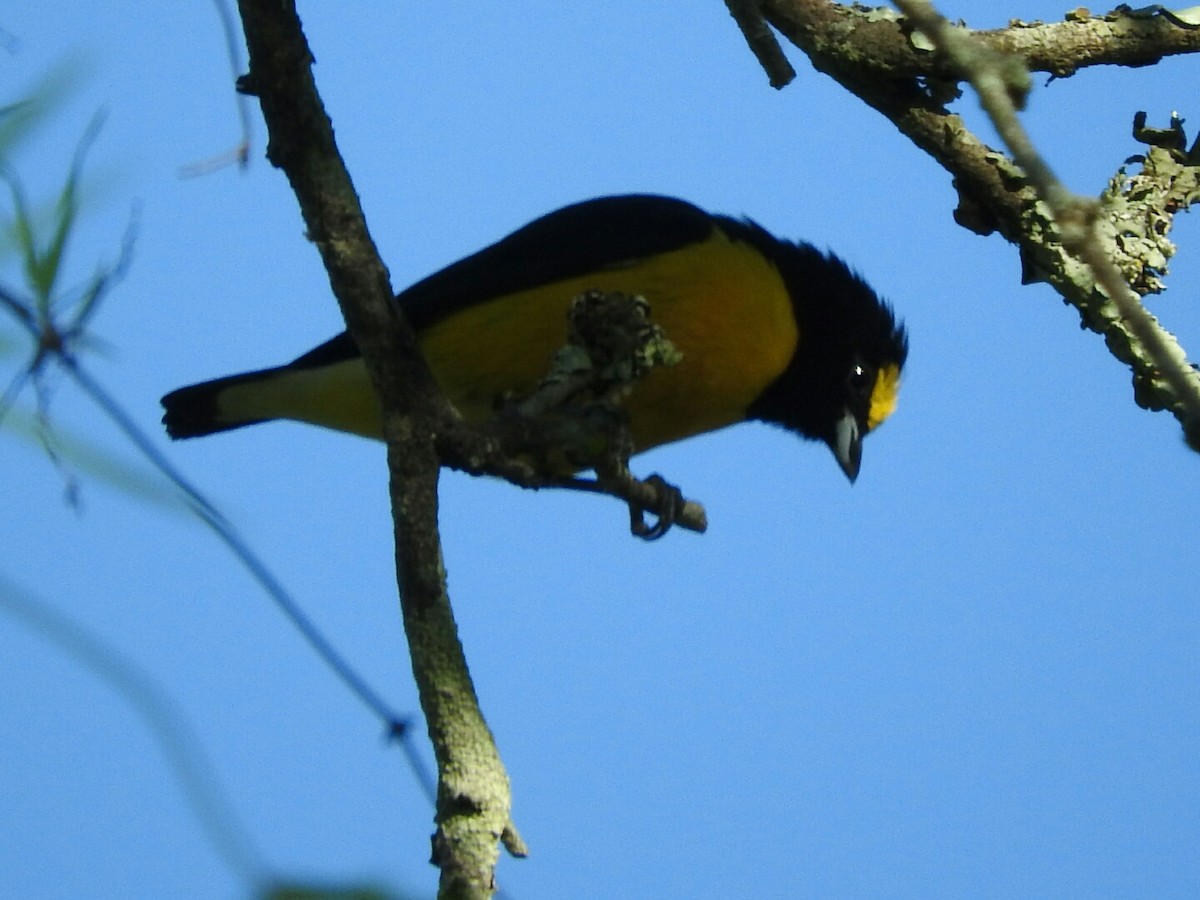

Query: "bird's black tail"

xmin=161 ymin=370 xmax=275 ymax=439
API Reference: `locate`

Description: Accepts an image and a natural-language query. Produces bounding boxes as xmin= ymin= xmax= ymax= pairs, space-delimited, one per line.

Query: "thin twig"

xmin=179 ymin=0 xmax=253 ymax=176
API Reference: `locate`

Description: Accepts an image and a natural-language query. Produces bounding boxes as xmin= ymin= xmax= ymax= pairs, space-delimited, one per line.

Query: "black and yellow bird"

xmin=161 ymin=194 xmax=907 ymax=481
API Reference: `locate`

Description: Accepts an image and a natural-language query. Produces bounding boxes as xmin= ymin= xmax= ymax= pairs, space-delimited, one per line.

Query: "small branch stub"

xmin=724 ymin=0 xmax=797 ymax=88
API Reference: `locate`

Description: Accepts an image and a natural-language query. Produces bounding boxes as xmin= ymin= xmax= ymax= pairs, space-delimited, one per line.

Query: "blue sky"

xmin=2 ymin=3 xmax=1198 ymax=898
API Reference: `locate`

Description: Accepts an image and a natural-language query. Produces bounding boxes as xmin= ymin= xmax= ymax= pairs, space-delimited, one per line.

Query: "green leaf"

xmin=35 ymin=112 xmax=106 ymax=308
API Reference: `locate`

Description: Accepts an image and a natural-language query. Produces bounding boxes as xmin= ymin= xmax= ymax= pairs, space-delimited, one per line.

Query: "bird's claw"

xmin=628 ymin=473 xmax=684 ymax=541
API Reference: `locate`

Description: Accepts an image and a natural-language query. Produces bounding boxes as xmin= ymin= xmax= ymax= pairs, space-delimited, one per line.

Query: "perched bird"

xmin=162 ymin=194 xmax=907 ymax=481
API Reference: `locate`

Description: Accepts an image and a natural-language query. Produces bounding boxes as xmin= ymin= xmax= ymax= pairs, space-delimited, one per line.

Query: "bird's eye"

xmin=847 ymin=361 xmax=873 ymax=398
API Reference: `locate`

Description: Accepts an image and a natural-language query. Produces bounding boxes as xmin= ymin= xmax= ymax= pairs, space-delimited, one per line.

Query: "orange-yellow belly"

xmin=417 ymin=228 xmax=799 ymax=452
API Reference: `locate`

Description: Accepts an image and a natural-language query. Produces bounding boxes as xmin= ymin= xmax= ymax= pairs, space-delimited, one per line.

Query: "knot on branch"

xmin=484 ymin=290 xmax=680 ymax=475
xmin=520 ymin=289 xmax=682 ymax=419
xmin=439 ymin=290 xmax=706 ymax=539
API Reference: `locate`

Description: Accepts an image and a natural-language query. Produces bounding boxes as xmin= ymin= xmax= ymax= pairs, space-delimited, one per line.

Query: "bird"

xmin=161 ymin=194 xmax=907 ymax=482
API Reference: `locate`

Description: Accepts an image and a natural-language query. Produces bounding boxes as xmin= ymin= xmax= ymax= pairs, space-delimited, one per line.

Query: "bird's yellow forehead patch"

xmin=867 ymin=364 xmax=902 ymax=431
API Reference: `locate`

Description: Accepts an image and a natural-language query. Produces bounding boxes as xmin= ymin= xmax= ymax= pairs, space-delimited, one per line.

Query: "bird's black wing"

xmin=290 ymin=195 xmax=716 ymax=370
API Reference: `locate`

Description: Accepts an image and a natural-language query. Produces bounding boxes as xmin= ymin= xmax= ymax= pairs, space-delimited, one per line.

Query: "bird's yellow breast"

xmin=417 ymin=227 xmax=799 ymax=452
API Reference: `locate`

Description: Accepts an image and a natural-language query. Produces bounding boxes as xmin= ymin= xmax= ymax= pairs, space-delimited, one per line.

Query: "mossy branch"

xmin=754 ymin=0 xmax=1200 ymax=447
xmin=441 ymin=289 xmax=707 ymax=539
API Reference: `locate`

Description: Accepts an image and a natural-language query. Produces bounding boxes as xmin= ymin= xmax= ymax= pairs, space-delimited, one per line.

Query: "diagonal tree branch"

xmin=894 ymin=0 xmax=1200 ymax=441
xmin=233 ymin=3 xmax=521 ymax=897
xmin=757 ymin=0 xmax=1200 ymax=445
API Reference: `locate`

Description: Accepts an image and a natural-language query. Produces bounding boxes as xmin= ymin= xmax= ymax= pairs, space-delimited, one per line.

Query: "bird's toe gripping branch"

xmin=627 ymin=473 xmax=691 ymax=541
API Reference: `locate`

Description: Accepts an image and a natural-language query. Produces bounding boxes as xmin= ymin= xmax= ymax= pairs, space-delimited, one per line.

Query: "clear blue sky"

xmin=2 ymin=3 xmax=1198 ymax=898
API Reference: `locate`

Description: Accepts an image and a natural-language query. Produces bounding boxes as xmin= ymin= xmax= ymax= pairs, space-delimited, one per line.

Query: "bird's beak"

xmin=832 ymin=410 xmax=862 ymax=483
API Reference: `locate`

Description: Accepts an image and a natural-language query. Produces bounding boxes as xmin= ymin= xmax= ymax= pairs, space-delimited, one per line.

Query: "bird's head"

xmin=744 ymin=236 xmax=908 ymax=482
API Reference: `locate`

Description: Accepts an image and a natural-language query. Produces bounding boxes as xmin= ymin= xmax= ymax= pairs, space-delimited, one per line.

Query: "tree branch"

xmin=897 ymin=0 xmax=1200 ymax=443
xmin=989 ymin=6 xmax=1200 ymax=78
xmin=758 ymin=0 xmax=1200 ymax=445
xmin=758 ymin=1 xmax=1200 ymax=80
xmin=234 ymin=3 xmax=520 ymax=897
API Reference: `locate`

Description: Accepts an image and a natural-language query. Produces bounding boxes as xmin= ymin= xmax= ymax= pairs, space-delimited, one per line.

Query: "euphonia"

xmin=162 ymin=194 xmax=907 ymax=481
